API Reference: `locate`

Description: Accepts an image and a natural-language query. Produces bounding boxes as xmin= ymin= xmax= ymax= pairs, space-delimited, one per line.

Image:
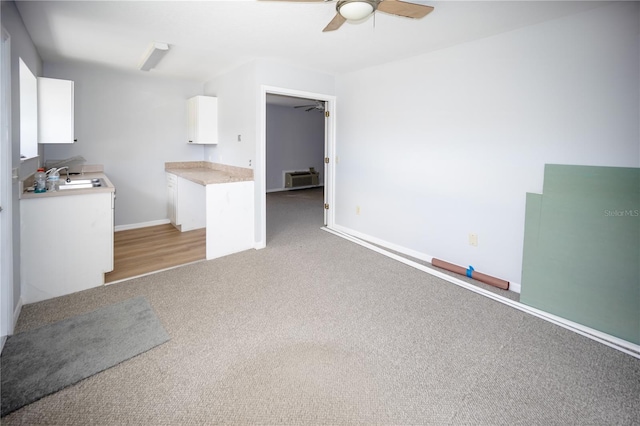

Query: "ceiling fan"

xmin=294 ymin=100 xmax=326 ymax=112
xmin=263 ymin=0 xmax=434 ymax=32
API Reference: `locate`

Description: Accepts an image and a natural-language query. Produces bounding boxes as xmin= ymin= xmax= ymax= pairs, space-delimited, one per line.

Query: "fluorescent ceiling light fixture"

xmin=138 ymin=42 xmax=169 ymax=71
xmin=337 ymin=0 xmax=376 ymax=21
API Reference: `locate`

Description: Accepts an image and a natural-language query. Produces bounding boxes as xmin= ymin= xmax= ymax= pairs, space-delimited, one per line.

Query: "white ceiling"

xmin=15 ymin=1 xmax=606 ymax=83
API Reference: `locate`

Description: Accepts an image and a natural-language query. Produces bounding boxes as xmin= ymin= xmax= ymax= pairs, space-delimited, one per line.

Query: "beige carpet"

xmin=4 ymin=188 xmax=640 ymax=425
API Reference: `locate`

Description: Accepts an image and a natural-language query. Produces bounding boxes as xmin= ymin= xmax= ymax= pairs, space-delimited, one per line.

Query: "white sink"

xmin=65 ymin=179 xmax=93 ymax=185
xmin=58 ymin=178 xmax=104 ymax=190
xmin=59 ymin=183 xmax=93 ymax=190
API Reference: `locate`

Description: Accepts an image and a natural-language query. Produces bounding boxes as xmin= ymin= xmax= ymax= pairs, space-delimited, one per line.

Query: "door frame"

xmin=259 ymin=85 xmax=336 ymax=248
xmin=1 ymin=27 xmax=14 ymax=345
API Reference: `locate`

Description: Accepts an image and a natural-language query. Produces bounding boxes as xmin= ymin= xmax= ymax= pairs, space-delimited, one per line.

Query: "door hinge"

xmin=325 ymin=111 xmax=330 ymax=118
xmin=324 ymin=157 xmax=330 ymax=164
xmin=324 ymin=203 xmax=329 ymax=210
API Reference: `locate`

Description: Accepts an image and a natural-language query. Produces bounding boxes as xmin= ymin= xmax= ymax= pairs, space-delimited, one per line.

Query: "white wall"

xmin=203 ymin=59 xmax=335 ymax=168
xmin=333 ymin=2 xmax=640 ymax=286
xmin=203 ymin=61 xmax=256 ymax=168
xmin=204 ymin=59 xmax=335 ymax=247
xmin=266 ymin=104 xmax=325 ymax=191
xmin=1 ymin=0 xmax=43 ymax=312
xmin=42 ymin=61 xmax=204 ymax=227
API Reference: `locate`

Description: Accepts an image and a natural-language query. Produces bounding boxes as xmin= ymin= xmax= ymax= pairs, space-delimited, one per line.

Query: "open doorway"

xmin=265 ymin=94 xmax=326 ymax=243
xmin=266 ymin=94 xmax=325 ymax=195
xmin=260 ymin=87 xmax=335 ymax=247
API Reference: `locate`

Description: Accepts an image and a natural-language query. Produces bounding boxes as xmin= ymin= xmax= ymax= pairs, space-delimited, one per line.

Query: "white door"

xmin=322 ymin=98 xmax=335 ymax=229
xmin=323 ymin=106 xmax=329 ymax=227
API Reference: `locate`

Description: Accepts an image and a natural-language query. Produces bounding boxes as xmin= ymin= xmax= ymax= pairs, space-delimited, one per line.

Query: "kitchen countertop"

xmin=21 ymin=172 xmax=115 ymax=199
xmin=165 ymin=161 xmax=253 ymax=185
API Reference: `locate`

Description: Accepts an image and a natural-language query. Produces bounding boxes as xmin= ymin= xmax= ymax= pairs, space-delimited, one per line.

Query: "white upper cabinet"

xmin=38 ymin=77 xmax=75 ymax=144
xmin=187 ymin=95 xmax=217 ymax=144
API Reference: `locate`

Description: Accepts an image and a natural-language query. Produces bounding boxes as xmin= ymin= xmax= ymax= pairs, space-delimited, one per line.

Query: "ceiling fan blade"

xmin=258 ymin=0 xmax=327 ymax=2
xmin=294 ymin=104 xmax=316 ymax=108
xmin=322 ymin=13 xmax=347 ymax=32
xmin=377 ymin=0 xmax=434 ymax=19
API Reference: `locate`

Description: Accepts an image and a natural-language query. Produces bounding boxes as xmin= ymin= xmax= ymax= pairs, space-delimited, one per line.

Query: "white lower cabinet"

xmin=166 ymin=173 xmax=254 ymax=259
xmin=167 ymin=173 xmax=206 ymax=232
xmin=21 ymin=192 xmax=114 ymax=304
xmin=206 ymin=181 xmax=254 ymax=260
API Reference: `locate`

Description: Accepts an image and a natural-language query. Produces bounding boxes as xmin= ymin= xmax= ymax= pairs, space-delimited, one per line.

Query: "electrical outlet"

xmin=249 ymin=159 xmax=252 ymax=167
xmin=469 ymin=233 xmax=478 ymax=247
xmin=356 ymin=206 xmax=361 ymax=215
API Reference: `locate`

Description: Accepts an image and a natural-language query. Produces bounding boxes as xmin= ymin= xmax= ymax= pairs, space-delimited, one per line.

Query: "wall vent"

xmin=285 ymin=170 xmax=319 ymax=188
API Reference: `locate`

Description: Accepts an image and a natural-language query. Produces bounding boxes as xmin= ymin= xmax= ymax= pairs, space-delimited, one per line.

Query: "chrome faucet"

xmin=58 ymin=166 xmax=70 ymax=183
xmin=48 ymin=166 xmax=70 ymax=182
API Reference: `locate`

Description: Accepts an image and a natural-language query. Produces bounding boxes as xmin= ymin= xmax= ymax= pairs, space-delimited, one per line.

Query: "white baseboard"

xmin=115 ymin=219 xmax=170 ymax=232
xmin=330 ymin=224 xmax=521 ymax=293
xmin=323 ymin=226 xmax=640 ymax=359
xmin=0 ymin=295 xmax=22 ymax=352
xmin=331 ymin=224 xmax=432 ymax=263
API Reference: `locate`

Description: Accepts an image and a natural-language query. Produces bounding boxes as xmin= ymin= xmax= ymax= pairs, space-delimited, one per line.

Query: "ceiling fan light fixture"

xmin=337 ymin=0 xmax=376 ymax=21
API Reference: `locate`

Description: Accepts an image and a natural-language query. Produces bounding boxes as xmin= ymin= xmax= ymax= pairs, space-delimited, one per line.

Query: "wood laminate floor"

xmin=105 ymin=224 xmax=206 ymax=283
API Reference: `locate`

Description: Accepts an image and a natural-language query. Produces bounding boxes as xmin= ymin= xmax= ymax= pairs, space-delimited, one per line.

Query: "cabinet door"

xmin=176 ymin=176 xmax=205 ymax=231
xmin=38 ymin=77 xmax=75 ymax=144
xmin=187 ymin=97 xmax=198 ymax=144
xmin=167 ymin=173 xmax=177 ymax=225
xmin=187 ymin=96 xmax=217 ymax=144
